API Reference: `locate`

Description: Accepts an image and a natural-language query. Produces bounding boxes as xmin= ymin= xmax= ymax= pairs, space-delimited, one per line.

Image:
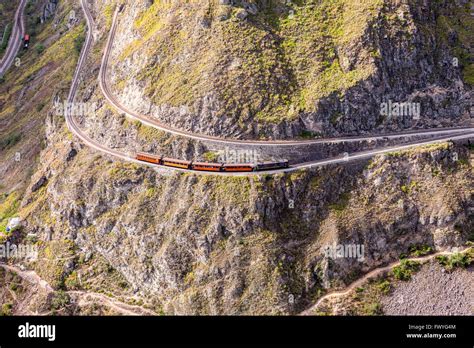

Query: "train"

xmin=136 ymin=152 xmax=289 ymax=173
xmin=23 ymin=34 xmax=30 ymax=49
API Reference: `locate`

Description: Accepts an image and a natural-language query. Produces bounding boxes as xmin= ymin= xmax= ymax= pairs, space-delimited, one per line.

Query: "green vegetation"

xmin=376 ymin=280 xmax=391 ymax=295
xmin=35 ymin=44 xmax=45 ymax=54
xmin=119 ymin=0 xmax=382 ymax=126
xmin=408 ymin=244 xmax=433 ymax=257
xmin=64 ymin=271 xmax=80 ymax=290
xmin=362 ymin=301 xmax=383 ymax=315
xmin=392 ymin=259 xmax=420 ymax=281
xmin=0 ymin=132 xmax=21 ymax=151
xmin=18 ymin=23 xmax=85 ymax=84
xmin=435 ymin=6 xmax=474 ymax=86
xmin=36 ymin=240 xmax=77 ymax=290
xmin=436 ymin=251 xmax=473 ymax=271
xmin=299 ymin=130 xmax=321 ymax=139
xmin=50 ymin=290 xmax=71 ymax=311
xmin=108 ymin=162 xmax=141 ymax=179
xmin=202 ymin=151 xmax=220 ymax=162
xmin=103 ymin=3 xmax=115 ymax=28
xmin=463 ymin=64 xmax=474 ymax=86
xmin=401 ymin=181 xmax=418 ymax=195
xmin=328 ymin=192 xmax=351 ymax=213
xmin=346 ymin=277 xmax=389 ymax=316
xmin=73 ymin=28 xmax=86 ymax=54
xmin=0 ymin=191 xmax=20 ymax=235
xmin=0 ymin=23 xmax=12 ymax=53
xmin=0 ymin=303 xmax=13 ymax=316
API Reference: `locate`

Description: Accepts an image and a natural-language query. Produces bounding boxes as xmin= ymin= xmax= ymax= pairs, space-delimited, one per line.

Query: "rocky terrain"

xmin=2 ymin=137 xmax=472 ymax=315
xmin=110 ymin=0 xmax=474 ymax=139
xmin=0 ymin=0 xmax=472 ymax=316
xmin=381 ymin=261 xmax=473 ymax=315
xmin=309 ymin=250 xmax=473 ymax=316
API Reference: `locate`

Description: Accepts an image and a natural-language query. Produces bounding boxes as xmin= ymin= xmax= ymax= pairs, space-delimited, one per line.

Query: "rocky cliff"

xmin=110 ymin=0 xmax=473 ymax=139
xmin=0 ymin=0 xmax=473 ymax=316
xmin=11 ymin=134 xmax=474 ymax=314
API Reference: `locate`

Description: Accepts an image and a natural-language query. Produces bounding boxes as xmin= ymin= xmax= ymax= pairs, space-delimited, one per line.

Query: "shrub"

xmin=74 ymin=33 xmax=85 ymax=54
xmin=377 ymin=280 xmax=391 ymax=294
xmin=0 ymin=303 xmax=13 ymax=316
xmin=463 ymin=64 xmax=474 ymax=86
xmin=202 ymin=151 xmax=219 ymax=162
xmin=363 ymin=302 xmax=382 ymax=315
xmin=50 ymin=290 xmax=70 ymax=310
xmin=409 ymin=244 xmax=433 ymax=257
xmin=437 ymin=252 xmax=472 ymax=271
xmin=0 ymin=133 xmax=21 ymax=151
xmin=35 ymin=44 xmax=45 ymax=54
xmin=392 ymin=259 xmax=420 ymax=281
xmin=0 ymin=24 xmax=12 ymax=51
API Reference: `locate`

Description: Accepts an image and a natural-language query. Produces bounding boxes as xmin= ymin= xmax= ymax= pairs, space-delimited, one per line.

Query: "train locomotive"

xmin=136 ymin=152 xmax=289 ymax=173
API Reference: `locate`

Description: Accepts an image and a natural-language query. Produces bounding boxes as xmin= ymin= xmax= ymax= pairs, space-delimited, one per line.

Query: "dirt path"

xmin=1 ymin=263 xmax=54 ymax=293
xmin=300 ymin=247 xmax=472 ymax=315
xmin=68 ymin=290 xmax=157 ymax=316
xmin=0 ymin=262 xmax=157 ymax=316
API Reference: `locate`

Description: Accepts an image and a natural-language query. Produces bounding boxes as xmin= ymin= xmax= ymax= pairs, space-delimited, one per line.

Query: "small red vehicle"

xmin=23 ymin=34 xmax=30 ymax=49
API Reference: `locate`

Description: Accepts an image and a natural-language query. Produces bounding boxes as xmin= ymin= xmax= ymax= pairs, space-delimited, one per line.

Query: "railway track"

xmin=0 ymin=0 xmax=27 ymax=77
xmin=63 ymin=1 xmax=474 ymax=176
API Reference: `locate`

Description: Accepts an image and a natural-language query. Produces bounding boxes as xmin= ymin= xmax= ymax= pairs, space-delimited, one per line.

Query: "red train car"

xmin=222 ymin=163 xmax=256 ymax=172
xmin=136 ymin=152 xmax=161 ymax=164
xmin=192 ymin=162 xmax=223 ymax=172
xmin=162 ymin=157 xmax=192 ymax=170
xmin=136 ymin=152 xmax=289 ymax=173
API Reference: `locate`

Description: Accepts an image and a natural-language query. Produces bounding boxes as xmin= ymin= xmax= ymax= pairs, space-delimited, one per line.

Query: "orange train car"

xmin=191 ymin=162 xmax=223 ymax=172
xmin=222 ymin=163 xmax=256 ymax=172
xmin=136 ymin=152 xmax=289 ymax=173
xmin=136 ymin=152 xmax=161 ymax=165
xmin=162 ymin=157 xmax=192 ymax=170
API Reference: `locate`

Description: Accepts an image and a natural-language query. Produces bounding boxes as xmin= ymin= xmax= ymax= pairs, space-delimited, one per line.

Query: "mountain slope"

xmin=109 ymin=0 xmax=473 ymax=139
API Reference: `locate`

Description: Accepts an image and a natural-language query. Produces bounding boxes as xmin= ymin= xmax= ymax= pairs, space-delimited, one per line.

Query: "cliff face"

xmin=110 ymin=0 xmax=473 ymax=139
xmin=17 ymin=132 xmax=474 ymax=314
xmin=0 ymin=0 xmax=473 ymax=316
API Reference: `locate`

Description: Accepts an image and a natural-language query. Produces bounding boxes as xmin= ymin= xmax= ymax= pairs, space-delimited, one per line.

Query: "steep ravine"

xmin=12 ymin=132 xmax=474 ymax=314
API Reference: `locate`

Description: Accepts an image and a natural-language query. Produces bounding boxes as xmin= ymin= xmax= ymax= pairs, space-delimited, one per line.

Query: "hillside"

xmin=0 ymin=0 xmax=472 ymax=316
xmin=0 ymin=0 xmax=18 ymax=59
xmin=109 ymin=0 xmax=474 ymax=139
